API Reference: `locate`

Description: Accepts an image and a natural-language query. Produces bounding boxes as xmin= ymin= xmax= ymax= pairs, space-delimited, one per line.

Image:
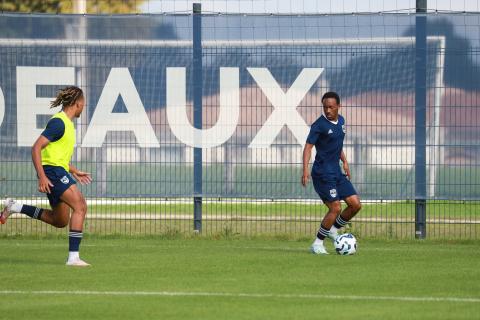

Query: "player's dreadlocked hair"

xmin=50 ymin=86 xmax=83 ymax=109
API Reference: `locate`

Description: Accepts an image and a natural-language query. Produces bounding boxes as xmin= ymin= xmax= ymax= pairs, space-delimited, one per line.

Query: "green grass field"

xmin=0 ymin=237 xmax=479 ymax=320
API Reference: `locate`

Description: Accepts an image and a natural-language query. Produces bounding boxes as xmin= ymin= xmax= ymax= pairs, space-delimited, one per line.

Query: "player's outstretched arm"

xmin=302 ymin=143 xmax=314 ymax=187
xmin=69 ymin=164 xmax=92 ymax=185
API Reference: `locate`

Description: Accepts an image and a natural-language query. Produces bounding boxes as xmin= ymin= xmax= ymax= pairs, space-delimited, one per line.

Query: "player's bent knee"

xmin=54 ymin=221 xmax=69 ymax=228
xmin=72 ymin=203 xmax=87 ymax=217
xmin=77 ymin=199 xmax=88 ymax=215
xmin=78 ymin=206 xmax=87 ymax=217
xmin=330 ymin=202 xmax=342 ymax=214
xmin=346 ymin=201 xmax=361 ymax=213
xmin=53 ymin=219 xmax=69 ymax=228
xmin=358 ymin=202 xmax=362 ymax=211
xmin=353 ymin=202 xmax=362 ymax=213
xmin=81 ymin=202 xmax=87 ymax=214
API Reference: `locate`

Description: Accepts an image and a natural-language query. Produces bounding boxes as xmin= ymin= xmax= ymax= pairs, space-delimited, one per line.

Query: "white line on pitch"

xmin=0 ymin=290 xmax=478 ymax=303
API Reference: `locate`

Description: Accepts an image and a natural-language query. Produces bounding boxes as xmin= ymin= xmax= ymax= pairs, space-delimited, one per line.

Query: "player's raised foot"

xmin=66 ymin=258 xmax=91 ymax=267
xmin=310 ymin=243 xmax=329 ymax=255
xmin=0 ymin=198 xmax=16 ymax=224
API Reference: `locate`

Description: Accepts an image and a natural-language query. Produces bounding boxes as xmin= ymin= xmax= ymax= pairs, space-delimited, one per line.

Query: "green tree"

xmin=0 ymin=0 xmax=145 ymax=14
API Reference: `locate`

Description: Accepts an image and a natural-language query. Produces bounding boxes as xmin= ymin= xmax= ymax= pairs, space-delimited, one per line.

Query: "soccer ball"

xmin=334 ymin=233 xmax=357 ymax=255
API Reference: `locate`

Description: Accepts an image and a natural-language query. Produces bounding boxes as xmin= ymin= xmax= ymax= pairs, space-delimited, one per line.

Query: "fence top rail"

xmin=0 ymin=37 xmax=446 ymax=47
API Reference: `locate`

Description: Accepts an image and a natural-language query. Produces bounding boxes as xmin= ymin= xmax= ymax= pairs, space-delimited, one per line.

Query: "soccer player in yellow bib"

xmin=1 ymin=86 xmax=92 ymax=266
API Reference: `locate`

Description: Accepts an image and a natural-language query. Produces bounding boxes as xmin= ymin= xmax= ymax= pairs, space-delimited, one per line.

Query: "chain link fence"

xmin=0 ymin=11 xmax=479 ymax=239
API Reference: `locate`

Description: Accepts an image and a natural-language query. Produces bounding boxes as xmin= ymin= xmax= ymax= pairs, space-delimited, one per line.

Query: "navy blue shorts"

xmin=312 ymin=174 xmax=357 ymax=203
xmin=43 ymin=166 xmax=76 ymax=207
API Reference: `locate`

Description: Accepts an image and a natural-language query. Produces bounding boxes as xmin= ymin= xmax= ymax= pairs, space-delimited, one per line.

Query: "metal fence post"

xmin=415 ymin=0 xmax=427 ymax=239
xmin=193 ymin=3 xmax=203 ymax=232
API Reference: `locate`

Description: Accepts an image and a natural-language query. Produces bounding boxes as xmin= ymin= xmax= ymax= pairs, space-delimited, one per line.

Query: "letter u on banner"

xmin=166 ymin=67 xmax=240 ymax=148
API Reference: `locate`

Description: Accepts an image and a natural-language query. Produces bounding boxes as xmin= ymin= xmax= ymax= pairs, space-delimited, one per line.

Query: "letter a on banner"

xmin=82 ymin=68 xmax=159 ymax=148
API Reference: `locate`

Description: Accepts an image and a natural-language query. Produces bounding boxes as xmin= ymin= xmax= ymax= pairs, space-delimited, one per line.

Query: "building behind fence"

xmin=0 ymin=9 xmax=479 ymax=239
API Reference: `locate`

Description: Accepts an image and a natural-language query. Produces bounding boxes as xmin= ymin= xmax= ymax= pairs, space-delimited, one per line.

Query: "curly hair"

xmin=321 ymin=91 xmax=340 ymax=105
xmin=50 ymin=86 xmax=83 ymax=109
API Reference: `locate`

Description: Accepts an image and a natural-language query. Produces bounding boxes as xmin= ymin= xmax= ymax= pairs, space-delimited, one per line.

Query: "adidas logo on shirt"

xmin=328 ymin=129 xmax=333 ymax=134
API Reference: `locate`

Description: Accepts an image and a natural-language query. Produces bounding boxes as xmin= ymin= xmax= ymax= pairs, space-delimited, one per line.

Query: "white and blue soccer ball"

xmin=334 ymin=233 xmax=357 ymax=255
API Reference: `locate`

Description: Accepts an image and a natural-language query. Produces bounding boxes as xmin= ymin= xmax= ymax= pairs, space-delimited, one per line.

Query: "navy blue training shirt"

xmin=41 ymin=118 xmax=65 ymax=142
xmin=306 ymin=114 xmax=346 ymax=179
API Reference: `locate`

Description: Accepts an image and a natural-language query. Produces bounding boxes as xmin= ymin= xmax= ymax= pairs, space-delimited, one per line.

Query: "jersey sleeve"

xmin=41 ymin=118 xmax=65 ymax=142
xmin=306 ymin=122 xmax=322 ymax=144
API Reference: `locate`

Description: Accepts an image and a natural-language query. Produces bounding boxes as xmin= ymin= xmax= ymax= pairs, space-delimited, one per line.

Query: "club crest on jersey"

xmin=60 ymin=176 xmax=70 ymax=184
xmin=329 ymin=188 xmax=337 ymax=198
xmin=342 ymin=125 xmax=346 ymax=133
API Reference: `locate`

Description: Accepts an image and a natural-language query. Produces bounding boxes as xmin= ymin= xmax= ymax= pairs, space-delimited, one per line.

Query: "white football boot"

xmin=66 ymin=258 xmax=91 ymax=267
xmin=0 ymin=198 xmax=16 ymax=225
xmin=310 ymin=242 xmax=329 ymax=255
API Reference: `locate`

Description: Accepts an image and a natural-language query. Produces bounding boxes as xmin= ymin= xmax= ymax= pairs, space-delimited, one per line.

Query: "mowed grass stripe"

xmin=1 ymin=290 xmax=479 ymax=304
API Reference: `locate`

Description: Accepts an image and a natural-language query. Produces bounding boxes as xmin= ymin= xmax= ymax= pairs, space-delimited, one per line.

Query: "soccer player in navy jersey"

xmin=302 ymin=92 xmax=362 ymax=254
